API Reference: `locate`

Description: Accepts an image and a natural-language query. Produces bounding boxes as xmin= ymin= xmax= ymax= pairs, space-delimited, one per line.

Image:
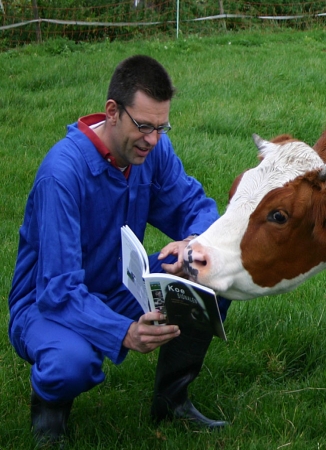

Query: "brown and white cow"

xmin=184 ymin=131 xmax=326 ymax=300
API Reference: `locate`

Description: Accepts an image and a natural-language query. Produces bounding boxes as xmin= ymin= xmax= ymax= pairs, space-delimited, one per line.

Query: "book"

xmin=121 ymin=225 xmax=226 ymax=340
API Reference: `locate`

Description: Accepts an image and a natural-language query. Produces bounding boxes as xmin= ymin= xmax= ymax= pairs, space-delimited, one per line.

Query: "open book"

xmin=121 ymin=225 xmax=226 ymax=340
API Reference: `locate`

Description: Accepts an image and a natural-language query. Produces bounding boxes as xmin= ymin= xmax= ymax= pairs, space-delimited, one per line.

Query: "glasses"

xmin=118 ymin=103 xmax=172 ymax=135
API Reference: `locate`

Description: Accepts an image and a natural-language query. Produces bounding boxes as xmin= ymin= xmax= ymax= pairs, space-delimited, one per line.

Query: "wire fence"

xmin=1 ymin=1 xmax=326 ymax=50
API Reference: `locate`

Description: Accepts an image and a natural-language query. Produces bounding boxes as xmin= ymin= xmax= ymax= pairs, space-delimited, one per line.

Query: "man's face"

xmin=109 ymin=91 xmax=171 ymax=167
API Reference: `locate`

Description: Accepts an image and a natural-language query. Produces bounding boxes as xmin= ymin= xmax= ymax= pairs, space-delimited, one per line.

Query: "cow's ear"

xmin=252 ymin=134 xmax=278 ymax=160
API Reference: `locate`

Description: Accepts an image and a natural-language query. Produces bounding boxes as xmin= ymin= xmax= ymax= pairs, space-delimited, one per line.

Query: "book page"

xmin=121 ymin=226 xmax=151 ymax=313
xmin=121 ymin=225 xmax=150 ymax=272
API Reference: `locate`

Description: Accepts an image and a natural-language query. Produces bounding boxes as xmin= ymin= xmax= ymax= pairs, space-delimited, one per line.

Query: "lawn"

xmin=1 ymin=29 xmax=326 ymax=449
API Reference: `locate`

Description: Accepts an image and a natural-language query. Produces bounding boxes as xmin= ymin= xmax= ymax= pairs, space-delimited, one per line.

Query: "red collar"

xmin=78 ymin=114 xmax=131 ymax=178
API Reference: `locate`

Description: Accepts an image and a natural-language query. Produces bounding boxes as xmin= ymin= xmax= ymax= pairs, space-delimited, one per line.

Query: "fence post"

xmin=218 ymin=0 xmax=226 ymax=30
xmin=31 ymin=0 xmax=42 ymax=43
xmin=176 ymin=0 xmax=180 ymax=39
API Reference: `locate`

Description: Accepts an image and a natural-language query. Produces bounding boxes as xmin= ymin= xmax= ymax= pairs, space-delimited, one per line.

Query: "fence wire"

xmin=1 ymin=1 xmax=326 ymax=50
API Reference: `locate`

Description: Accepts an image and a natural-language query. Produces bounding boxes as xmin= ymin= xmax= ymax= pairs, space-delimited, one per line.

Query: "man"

xmin=8 ymin=55 xmax=231 ymax=445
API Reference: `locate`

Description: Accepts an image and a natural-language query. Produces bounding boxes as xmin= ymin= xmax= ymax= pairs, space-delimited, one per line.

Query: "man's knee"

xmin=32 ymin=338 xmax=105 ymax=402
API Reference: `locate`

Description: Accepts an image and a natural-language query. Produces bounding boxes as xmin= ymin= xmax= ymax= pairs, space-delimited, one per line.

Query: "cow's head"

xmin=184 ymin=132 xmax=326 ymax=300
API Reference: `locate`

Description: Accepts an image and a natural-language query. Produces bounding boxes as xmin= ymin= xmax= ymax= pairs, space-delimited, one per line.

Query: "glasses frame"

xmin=117 ymin=103 xmax=172 ymax=135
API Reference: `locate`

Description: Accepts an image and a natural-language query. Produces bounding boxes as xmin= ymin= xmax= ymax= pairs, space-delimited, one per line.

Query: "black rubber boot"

xmin=150 ymin=329 xmax=228 ymax=429
xmin=31 ymin=389 xmax=73 ymax=447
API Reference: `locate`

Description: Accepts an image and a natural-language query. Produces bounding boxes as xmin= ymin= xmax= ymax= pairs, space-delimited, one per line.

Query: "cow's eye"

xmin=268 ymin=210 xmax=288 ymax=224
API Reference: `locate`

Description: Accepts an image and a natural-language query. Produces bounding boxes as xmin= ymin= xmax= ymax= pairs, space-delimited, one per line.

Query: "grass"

xmin=2 ymin=28 xmax=326 ymax=449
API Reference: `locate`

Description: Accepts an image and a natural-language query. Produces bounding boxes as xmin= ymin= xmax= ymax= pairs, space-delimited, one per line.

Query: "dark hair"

xmin=107 ymin=55 xmax=175 ymax=106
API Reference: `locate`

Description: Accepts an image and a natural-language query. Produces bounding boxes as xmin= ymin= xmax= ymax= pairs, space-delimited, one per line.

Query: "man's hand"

xmin=123 ymin=311 xmax=180 ymax=353
xmin=158 ymin=238 xmax=195 ymax=277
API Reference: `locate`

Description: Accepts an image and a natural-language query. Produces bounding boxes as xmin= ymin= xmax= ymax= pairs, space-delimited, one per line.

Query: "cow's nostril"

xmin=194 ymin=259 xmax=207 ymax=267
xmin=186 ymin=246 xmax=209 ymax=267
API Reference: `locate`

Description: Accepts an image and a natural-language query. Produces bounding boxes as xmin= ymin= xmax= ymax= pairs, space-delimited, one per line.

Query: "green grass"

xmin=2 ymin=29 xmax=326 ymax=449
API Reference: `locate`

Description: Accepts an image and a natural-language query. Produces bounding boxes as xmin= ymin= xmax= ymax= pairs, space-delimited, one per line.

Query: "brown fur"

xmin=313 ymin=130 xmax=326 ymax=162
xmin=270 ymin=133 xmax=297 ymax=144
xmin=241 ymin=171 xmax=326 ymax=287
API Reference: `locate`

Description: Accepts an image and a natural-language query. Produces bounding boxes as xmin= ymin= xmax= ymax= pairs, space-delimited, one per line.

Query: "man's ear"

xmin=105 ymin=100 xmax=119 ymax=125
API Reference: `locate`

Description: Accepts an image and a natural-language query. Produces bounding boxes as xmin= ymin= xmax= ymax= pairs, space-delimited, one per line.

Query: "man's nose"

xmin=143 ymin=131 xmax=161 ymax=146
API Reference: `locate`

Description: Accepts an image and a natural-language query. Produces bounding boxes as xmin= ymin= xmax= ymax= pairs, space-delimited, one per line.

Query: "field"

xmin=1 ymin=29 xmax=326 ymax=449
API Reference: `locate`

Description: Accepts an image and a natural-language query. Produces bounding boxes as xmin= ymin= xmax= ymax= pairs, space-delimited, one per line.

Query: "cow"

xmin=183 ymin=130 xmax=326 ymax=300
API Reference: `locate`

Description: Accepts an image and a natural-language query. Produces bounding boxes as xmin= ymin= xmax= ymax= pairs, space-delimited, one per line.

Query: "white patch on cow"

xmin=219 ymin=260 xmax=326 ymax=301
xmin=190 ymin=139 xmax=325 ymax=300
xmin=231 ymin=140 xmax=324 ymax=215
